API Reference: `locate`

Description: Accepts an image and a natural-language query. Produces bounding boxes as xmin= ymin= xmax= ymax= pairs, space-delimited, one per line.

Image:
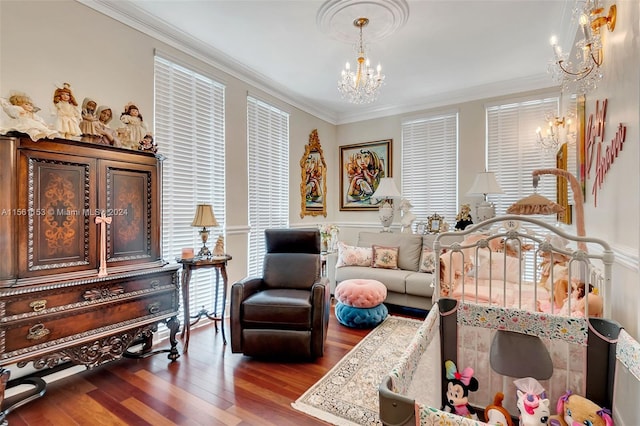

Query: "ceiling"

xmin=84 ymin=0 xmax=577 ymax=124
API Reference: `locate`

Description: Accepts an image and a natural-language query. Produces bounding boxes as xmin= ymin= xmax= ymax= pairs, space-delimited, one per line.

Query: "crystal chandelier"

xmin=547 ymin=1 xmax=616 ymax=94
xmin=337 ymin=17 xmax=385 ymax=104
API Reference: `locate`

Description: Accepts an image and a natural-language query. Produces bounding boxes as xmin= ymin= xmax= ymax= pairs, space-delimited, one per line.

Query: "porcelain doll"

xmin=79 ymin=97 xmax=100 ymax=135
xmin=94 ymin=105 xmax=122 ymax=147
xmin=138 ymin=134 xmax=157 ymax=153
xmin=1 ymin=93 xmax=58 ymax=141
xmin=52 ymin=83 xmax=82 ymax=138
xmin=119 ymin=102 xmax=148 ymax=149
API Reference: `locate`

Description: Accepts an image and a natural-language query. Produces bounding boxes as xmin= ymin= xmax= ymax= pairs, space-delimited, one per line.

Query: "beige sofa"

xmin=326 ymin=232 xmax=461 ymax=311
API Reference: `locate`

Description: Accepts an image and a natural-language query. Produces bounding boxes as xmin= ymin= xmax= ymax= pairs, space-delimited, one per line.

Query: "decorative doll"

xmin=138 ymin=134 xmax=157 ymax=153
xmin=52 ymin=83 xmax=82 ymax=138
xmin=119 ymin=102 xmax=148 ymax=150
xmin=79 ymin=97 xmax=100 ymax=136
xmin=1 ymin=93 xmax=58 ymax=141
xmin=94 ymin=105 xmax=121 ymax=147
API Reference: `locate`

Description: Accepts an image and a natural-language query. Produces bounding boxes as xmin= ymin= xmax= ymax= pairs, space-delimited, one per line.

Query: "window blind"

xmin=401 ymin=112 xmax=458 ymax=228
xmin=486 ymin=96 xmax=558 ymax=218
xmin=247 ymin=96 xmax=289 ymax=276
xmin=486 ymin=95 xmax=559 ymax=280
xmin=154 ymin=55 xmax=226 ymax=325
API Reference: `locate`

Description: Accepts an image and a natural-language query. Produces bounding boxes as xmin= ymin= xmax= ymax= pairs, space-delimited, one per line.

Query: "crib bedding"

xmin=435 ymin=215 xmax=613 ymax=318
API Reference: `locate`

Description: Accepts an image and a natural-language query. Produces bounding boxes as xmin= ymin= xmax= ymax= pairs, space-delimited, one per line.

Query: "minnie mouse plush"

xmin=443 ymin=360 xmax=479 ymax=419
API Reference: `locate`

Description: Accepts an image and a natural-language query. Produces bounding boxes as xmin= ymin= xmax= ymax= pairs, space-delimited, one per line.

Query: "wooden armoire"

xmin=0 ymin=136 xmax=180 ymax=409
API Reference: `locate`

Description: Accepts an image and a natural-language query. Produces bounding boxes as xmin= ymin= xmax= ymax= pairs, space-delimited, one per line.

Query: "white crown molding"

xmin=335 ymin=74 xmax=558 ymax=125
xmin=77 ymin=0 xmax=339 ymax=124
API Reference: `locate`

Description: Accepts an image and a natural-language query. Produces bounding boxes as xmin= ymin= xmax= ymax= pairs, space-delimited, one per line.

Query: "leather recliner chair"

xmin=230 ymin=228 xmax=330 ymax=358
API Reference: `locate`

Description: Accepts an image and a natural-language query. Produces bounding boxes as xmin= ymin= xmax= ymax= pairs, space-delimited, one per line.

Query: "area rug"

xmin=292 ymin=315 xmax=424 ymax=425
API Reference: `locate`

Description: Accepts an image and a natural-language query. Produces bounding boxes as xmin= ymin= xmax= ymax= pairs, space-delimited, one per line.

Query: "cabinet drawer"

xmin=1 ymin=291 xmax=177 ymax=355
xmin=2 ymin=272 xmax=175 ymax=318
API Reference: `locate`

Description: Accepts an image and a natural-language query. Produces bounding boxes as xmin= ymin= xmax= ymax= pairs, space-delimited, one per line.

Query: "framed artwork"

xmin=339 ymin=139 xmax=392 ymax=211
xmin=427 ymin=213 xmax=443 ymax=234
xmin=300 ymin=129 xmax=327 ymax=218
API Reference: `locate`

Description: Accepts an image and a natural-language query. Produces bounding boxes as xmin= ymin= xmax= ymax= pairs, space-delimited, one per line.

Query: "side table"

xmin=177 ymin=255 xmax=232 ymax=352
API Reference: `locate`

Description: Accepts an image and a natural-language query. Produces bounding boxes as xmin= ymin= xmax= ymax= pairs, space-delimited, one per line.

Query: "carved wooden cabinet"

xmin=0 ymin=136 xmax=180 ymax=374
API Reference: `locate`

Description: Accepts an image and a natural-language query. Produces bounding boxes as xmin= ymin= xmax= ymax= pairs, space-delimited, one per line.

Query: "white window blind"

xmin=154 ymin=55 xmax=226 ymax=325
xmin=486 ymin=96 xmax=558 ymax=219
xmin=487 ymin=95 xmax=559 ymax=281
xmin=247 ymin=96 xmax=289 ymax=276
xmin=401 ymin=112 xmax=458 ymax=228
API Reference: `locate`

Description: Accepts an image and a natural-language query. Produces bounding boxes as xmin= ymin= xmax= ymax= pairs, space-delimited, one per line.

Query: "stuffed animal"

xmin=484 ymin=392 xmax=514 ymax=426
xmin=443 ymin=360 xmax=479 ymax=419
xmin=514 ymin=377 xmax=550 ymax=426
xmin=548 ymin=391 xmax=613 ymax=426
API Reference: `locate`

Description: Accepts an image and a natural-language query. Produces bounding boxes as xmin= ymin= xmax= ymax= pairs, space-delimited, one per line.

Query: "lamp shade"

xmin=466 ymin=172 xmax=504 ymax=196
xmin=191 ymin=204 xmax=218 ymax=227
xmin=372 ymin=177 xmax=401 ymax=199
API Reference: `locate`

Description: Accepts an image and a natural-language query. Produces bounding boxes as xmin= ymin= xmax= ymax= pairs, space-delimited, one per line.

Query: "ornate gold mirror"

xmin=300 ymin=129 xmax=327 ymax=218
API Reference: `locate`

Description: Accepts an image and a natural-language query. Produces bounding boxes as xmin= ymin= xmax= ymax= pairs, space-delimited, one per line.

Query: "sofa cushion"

xmin=405 ymin=272 xmax=435 ymax=297
xmin=358 ymin=232 xmax=422 ymax=272
xmin=371 ymin=245 xmax=399 ymax=269
xmin=336 ymin=241 xmax=372 ymax=267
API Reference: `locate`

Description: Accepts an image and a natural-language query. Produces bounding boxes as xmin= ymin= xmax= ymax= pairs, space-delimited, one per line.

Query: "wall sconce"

xmin=191 ymin=203 xmax=219 ymax=257
xmin=548 ymin=1 xmax=617 ymax=94
xmin=536 ymin=112 xmax=574 ymax=154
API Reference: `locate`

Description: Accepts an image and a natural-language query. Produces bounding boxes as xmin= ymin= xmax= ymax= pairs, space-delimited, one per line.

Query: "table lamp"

xmin=191 ymin=203 xmax=218 ymax=257
xmin=466 ymin=171 xmax=504 ymax=222
xmin=371 ymin=177 xmax=401 ymax=232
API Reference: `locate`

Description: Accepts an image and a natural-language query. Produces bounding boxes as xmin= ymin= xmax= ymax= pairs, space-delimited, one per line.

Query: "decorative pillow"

xmin=419 ymin=247 xmax=437 ymax=273
xmin=336 ymin=241 xmax=372 ymax=267
xmin=371 ymin=245 xmax=399 ymax=269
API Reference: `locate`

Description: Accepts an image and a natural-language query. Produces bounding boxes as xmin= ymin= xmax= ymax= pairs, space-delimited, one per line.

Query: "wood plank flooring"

xmin=7 ymin=306 xmax=424 ymax=425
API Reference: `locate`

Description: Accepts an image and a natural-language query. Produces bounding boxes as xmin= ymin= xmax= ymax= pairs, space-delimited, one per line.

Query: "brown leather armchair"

xmin=230 ymin=228 xmax=330 ymax=358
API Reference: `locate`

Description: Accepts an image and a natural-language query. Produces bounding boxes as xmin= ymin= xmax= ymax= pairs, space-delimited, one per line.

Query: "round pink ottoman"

xmin=335 ymin=279 xmax=387 ymax=308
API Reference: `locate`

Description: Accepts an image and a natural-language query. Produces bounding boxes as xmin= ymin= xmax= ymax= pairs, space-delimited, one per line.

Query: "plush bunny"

xmin=548 ymin=391 xmax=613 ymax=426
xmin=443 ymin=360 xmax=479 ymax=419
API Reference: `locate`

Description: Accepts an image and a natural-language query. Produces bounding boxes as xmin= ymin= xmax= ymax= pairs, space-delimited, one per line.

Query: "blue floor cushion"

xmin=335 ymin=301 xmax=388 ymax=328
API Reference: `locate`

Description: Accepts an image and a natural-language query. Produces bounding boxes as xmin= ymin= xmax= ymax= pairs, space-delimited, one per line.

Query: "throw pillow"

xmin=371 ymin=245 xmax=399 ymax=269
xmin=336 ymin=241 xmax=372 ymax=267
xmin=419 ymin=247 xmax=437 ymax=273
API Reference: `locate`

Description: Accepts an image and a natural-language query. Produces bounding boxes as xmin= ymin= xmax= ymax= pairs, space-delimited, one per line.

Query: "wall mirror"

xmin=300 ymin=129 xmax=327 ymax=218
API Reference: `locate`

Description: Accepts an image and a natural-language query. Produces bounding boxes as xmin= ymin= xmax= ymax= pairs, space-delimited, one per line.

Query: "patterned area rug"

xmin=292 ymin=315 xmax=424 ymax=425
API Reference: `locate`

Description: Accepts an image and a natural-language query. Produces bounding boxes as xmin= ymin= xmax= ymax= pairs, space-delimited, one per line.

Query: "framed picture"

xmin=339 ymin=139 xmax=392 ymax=211
xmin=427 ymin=213 xmax=443 ymax=233
xmin=415 ymin=221 xmax=427 ymax=235
xmin=300 ymin=129 xmax=327 ymax=218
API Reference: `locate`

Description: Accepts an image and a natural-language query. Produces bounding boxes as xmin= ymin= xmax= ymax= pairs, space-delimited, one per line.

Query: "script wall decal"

xmin=585 ymin=98 xmax=627 ymax=207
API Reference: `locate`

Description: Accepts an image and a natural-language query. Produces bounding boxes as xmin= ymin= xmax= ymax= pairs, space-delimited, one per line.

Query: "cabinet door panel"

xmin=101 ymin=161 xmax=159 ymax=264
xmin=19 ymin=151 xmax=98 ymax=276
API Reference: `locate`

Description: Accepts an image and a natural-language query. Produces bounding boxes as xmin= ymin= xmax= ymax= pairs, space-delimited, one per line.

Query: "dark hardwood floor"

xmin=6 ymin=305 xmax=424 ymax=425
